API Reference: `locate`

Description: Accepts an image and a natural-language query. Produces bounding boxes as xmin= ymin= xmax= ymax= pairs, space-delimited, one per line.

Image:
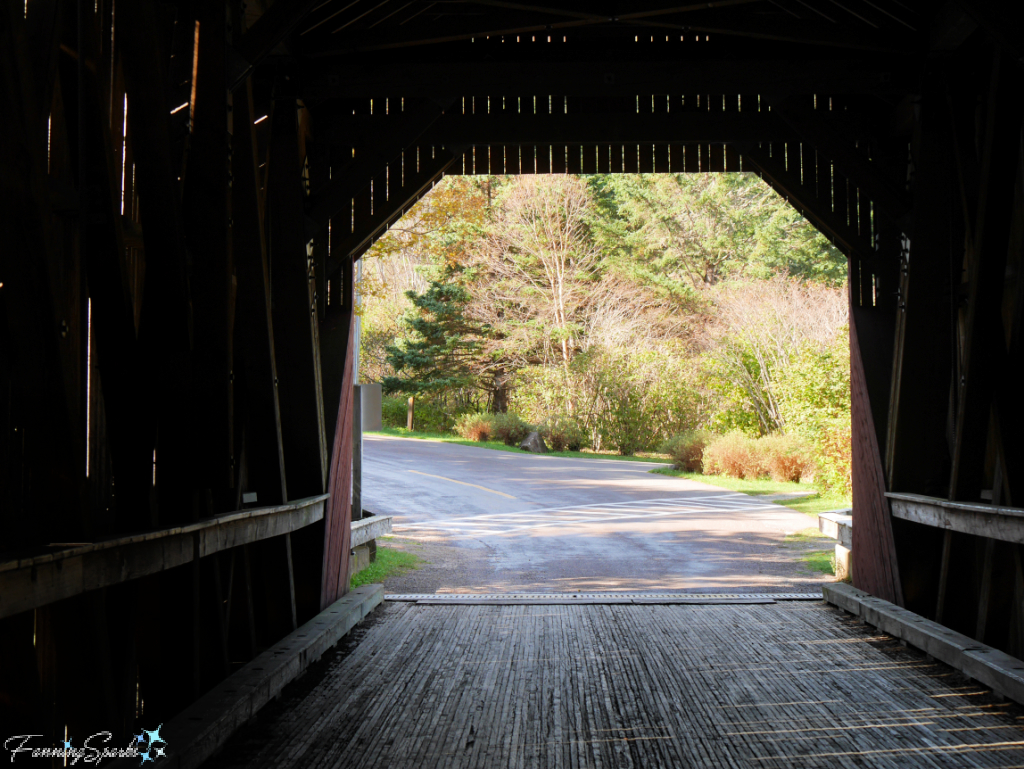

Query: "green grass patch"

xmin=798 ymin=550 xmax=835 ymax=575
xmin=649 ymin=468 xmax=850 ymax=517
xmin=784 ymin=527 xmax=832 ymax=544
xmin=367 ymin=426 xmax=671 ymax=463
xmin=782 ymin=528 xmax=835 ymax=576
xmin=350 ymin=546 xmax=423 ymax=589
xmin=775 ymin=493 xmax=851 ymax=517
xmin=649 ymin=467 xmax=812 ymax=495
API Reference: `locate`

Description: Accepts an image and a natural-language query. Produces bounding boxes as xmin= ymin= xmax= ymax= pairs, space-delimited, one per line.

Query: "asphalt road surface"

xmin=362 ymin=435 xmax=832 ymax=594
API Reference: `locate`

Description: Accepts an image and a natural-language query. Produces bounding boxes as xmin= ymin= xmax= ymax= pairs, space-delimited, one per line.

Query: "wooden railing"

xmin=887 ymin=493 xmax=1024 ymax=544
xmin=0 ymin=495 xmax=328 ymax=620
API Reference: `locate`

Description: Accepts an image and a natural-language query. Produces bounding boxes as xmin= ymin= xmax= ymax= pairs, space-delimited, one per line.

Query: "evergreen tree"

xmin=382 ymin=278 xmax=486 ymax=397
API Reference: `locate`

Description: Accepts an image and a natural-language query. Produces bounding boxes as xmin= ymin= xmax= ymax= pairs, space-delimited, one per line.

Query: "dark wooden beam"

xmin=119 ymin=0 xmax=198 ymax=527
xmin=233 ymin=80 xmax=289 ymax=506
xmin=229 ymin=0 xmax=322 ymax=90
xmin=885 ymin=83 xmax=955 ymax=497
xmin=302 ymin=59 xmax=916 ymax=100
xmin=313 ymin=14 xmax=909 ymax=54
xmin=930 ymin=1 xmax=977 ymax=51
xmin=330 ymin=147 xmax=459 ymax=267
xmin=412 ymin=110 xmax=788 ymax=147
xmin=949 ymin=54 xmax=1023 ymax=501
xmin=182 ymin=2 xmax=235 ymax=504
xmin=954 ymin=0 xmax=1024 ymax=64
xmin=740 ymin=145 xmax=873 ymax=261
xmin=72 ymin=7 xmax=158 ymax=532
xmin=776 ymin=99 xmax=911 ymax=222
xmin=0 ymin=1 xmax=86 ymax=547
xmin=305 ymin=98 xmax=449 ymax=239
xmin=268 ymin=100 xmax=328 ymax=500
xmin=997 ymin=165 xmax=1024 ymax=506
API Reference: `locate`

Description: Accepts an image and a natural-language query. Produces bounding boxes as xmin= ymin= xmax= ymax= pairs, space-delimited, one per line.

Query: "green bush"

xmin=382 ymin=396 xmax=409 ymax=428
xmin=759 ymin=434 xmax=813 ymax=483
xmin=381 ymin=396 xmax=470 ymax=433
xmin=599 ymin=385 xmax=655 ymax=456
xmin=490 ymin=412 xmax=533 ymax=446
xmin=541 ymin=414 xmax=588 ymax=451
xmin=660 ymin=431 xmax=710 ymax=472
xmin=454 ymin=413 xmax=493 ymax=441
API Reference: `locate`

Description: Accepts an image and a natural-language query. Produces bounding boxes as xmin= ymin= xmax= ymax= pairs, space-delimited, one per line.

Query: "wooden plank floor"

xmin=204 ymin=602 xmax=1024 ymax=768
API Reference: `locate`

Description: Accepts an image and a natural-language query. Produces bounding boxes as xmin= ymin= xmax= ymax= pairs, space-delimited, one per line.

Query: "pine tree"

xmin=382 ymin=278 xmax=486 ymax=397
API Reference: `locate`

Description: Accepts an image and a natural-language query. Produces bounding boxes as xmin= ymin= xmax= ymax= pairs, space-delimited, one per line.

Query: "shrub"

xmin=381 ymin=396 xmax=467 ymax=433
xmin=659 ymin=431 xmax=710 ymax=472
xmin=382 ymin=396 xmax=408 ymax=427
xmin=760 ymin=434 xmax=813 ymax=483
xmin=541 ymin=415 xmax=588 ymax=451
xmin=704 ymin=431 xmax=765 ymax=479
xmin=600 ymin=386 xmax=655 ymax=456
xmin=454 ymin=413 xmax=492 ymax=442
xmin=490 ymin=412 xmax=533 ymax=446
xmin=814 ymin=419 xmax=852 ymax=495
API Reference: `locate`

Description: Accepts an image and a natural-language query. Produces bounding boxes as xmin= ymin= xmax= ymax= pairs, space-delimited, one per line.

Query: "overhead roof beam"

xmin=776 ymin=100 xmax=912 ymax=222
xmin=304 ymin=98 xmax=451 ymax=239
xmin=303 ymin=59 xmax=917 ymax=100
xmin=229 ymin=0 xmax=322 ymax=89
xmin=954 ymin=0 xmax=1024 ymax=64
xmin=305 ymin=8 xmax=909 ymax=53
xmin=409 ymin=110 xmax=788 ymax=145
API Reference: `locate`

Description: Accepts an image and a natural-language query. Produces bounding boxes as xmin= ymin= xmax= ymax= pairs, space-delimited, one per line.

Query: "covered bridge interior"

xmin=2 ymin=0 xmax=1023 ymax=754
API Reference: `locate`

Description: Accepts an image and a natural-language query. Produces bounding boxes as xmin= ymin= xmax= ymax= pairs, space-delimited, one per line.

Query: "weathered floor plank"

xmin=204 ymin=602 xmax=1024 ymax=768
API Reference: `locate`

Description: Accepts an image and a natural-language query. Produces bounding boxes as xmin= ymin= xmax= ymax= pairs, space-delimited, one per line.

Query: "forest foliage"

xmin=358 ymin=173 xmax=851 ymax=492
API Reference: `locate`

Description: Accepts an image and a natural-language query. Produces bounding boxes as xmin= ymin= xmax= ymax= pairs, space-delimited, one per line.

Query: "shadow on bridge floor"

xmin=204 ymin=601 xmax=1024 ymax=768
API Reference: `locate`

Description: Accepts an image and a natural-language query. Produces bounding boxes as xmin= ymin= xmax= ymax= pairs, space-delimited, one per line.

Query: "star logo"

xmin=135 ymin=724 xmax=169 ymax=766
xmin=143 ymin=725 xmax=166 ymax=747
xmin=63 ymin=738 xmax=73 ymax=751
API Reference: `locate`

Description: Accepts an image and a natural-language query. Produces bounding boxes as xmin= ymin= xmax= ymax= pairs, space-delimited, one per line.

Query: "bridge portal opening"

xmin=351 ymin=171 xmax=853 ymax=596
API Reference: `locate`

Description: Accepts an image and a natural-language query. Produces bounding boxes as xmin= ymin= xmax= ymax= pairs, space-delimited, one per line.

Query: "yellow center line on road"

xmin=407 ymin=469 xmax=517 ymax=499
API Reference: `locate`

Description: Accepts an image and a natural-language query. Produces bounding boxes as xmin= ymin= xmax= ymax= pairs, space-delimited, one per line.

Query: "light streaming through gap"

xmin=120 ymin=95 xmax=128 ymax=214
xmin=85 ymin=298 xmax=91 ymax=477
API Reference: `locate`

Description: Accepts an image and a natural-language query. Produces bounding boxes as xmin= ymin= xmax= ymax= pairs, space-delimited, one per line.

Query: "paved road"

xmin=362 ymin=435 xmax=831 ymax=593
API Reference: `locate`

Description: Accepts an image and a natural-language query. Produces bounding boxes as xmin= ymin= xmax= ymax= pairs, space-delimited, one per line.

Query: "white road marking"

xmin=394 ymin=493 xmax=785 ymax=537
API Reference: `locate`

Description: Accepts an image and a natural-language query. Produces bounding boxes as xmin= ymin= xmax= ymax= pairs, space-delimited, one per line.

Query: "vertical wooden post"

xmin=353 ymin=385 xmax=363 ymax=522
xmin=285 ymin=533 xmax=298 ymax=631
xmin=935 ymin=530 xmax=953 ymax=624
xmin=950 ymin=54 xmax=1023 ymax=501
xmin=408 ymin=396 xmax=415 ymax=431
xmin=232 ymin=80 xmax=288 ymax=505
xmin=183 ymin=0 xmax=235 ymax=509
xmin=268 ymin=96 xmax=327 ymax=500
xmin=886 ymin=78 xmax=955 ymax=497
xmin=850 ymin=295 xmax=904 ymax=607
xmin=319 ymin=273 xmax=356 ymax=609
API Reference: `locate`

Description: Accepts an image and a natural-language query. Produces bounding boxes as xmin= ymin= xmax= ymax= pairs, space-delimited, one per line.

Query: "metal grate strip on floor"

xmin=385 ymin=592 xmax=822 ymax=605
